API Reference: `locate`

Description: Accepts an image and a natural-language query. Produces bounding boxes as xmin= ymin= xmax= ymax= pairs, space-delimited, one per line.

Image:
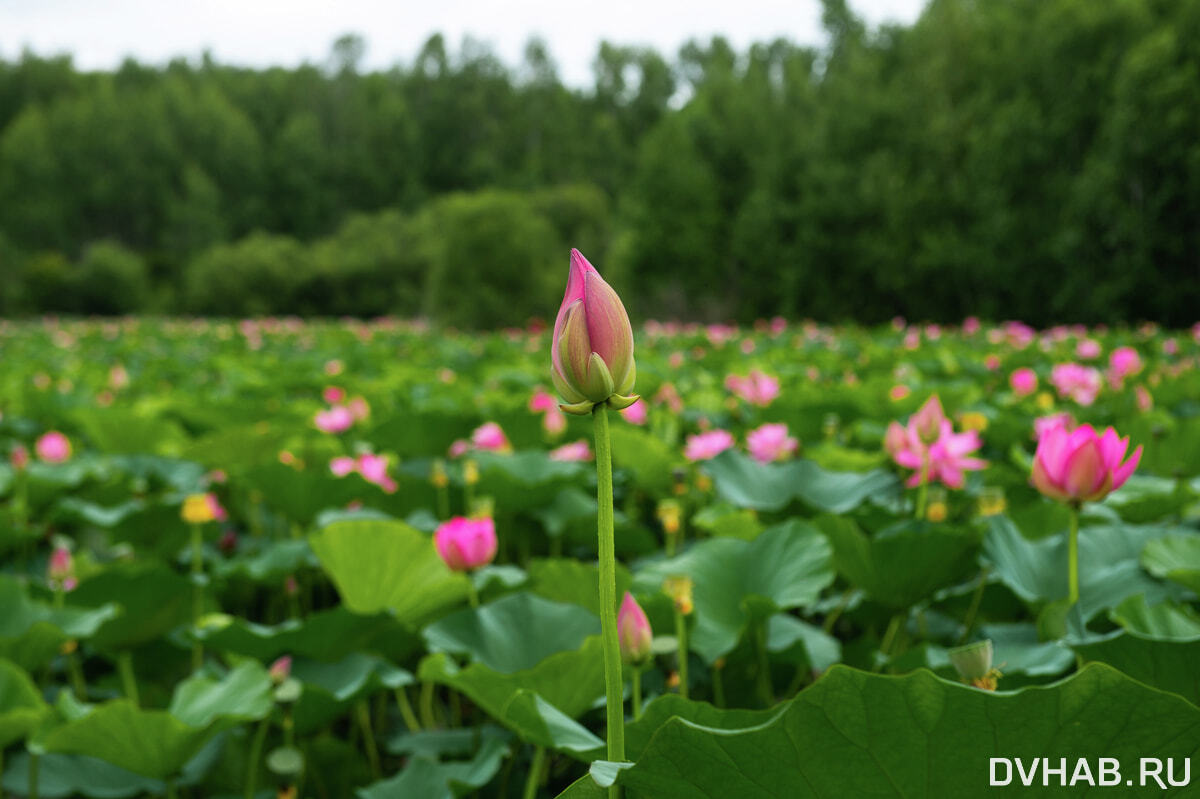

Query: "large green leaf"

xmin=310 ymin=519 xmax=470 ymax=622
xmin=0 ymin=577 xmax=119 ymax=669
xmin=195 ymin=606 xmax=416 ymax=662
xmin=705 ymin=450 xmax=899 ymax=513
xmin=68 ymin=564 xmax=194 ymax=652
xmin=0 ymin=658 xmax=49 ymax=747
xmin=609 ymin=427 xmax=676 ymax=495
xmin=633 ymin=520 xmax=834 ymax=662
xmin=526 ymin=558 xmax=633 ymax=616
xmin=472 ymin=451 xmax=587 ymax=512
xmin=816 ymin=516 xmax=978 ymax=610
xmin=1141 ymin=533 xmax=1200 ymax=594
xmin=1074 ymin=631 xmax=1200 ymax=706
xmin=422 ymin=592 xmax=599 ymax=673
xmin=982 ymin=516 xmax=1187 ymax=620
xmin=418 ymin=636 xmax=605 ymax=720
xmin=1110 ymin=595 xmax=1200 ymax=639
xmin=357 ymin=735 xmax=510 ymax=799
xmin=579 ymin=664 xmax=1200 ymax=797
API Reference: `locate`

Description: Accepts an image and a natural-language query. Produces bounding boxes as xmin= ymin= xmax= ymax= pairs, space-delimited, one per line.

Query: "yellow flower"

xmin=958 ymin=411 xmax=989 ymax=432
xmin=430 ymin=459 xmax=449 ymax=489
xmin=663 ymin=575 xmax=694 ymax=616
xmin=463 ymin=459 xmax=479 ymax=486
xmin=926 ymin=501 xmax=948 ymax=523
xmin=656 ymin=500 xmax=682 ymax=535
xmin=1035 ymin=391 xmax=1054 ymax=411
xmin=182 ymin=493 xmax=216 ymax=524
xmin=978 ymin=489 xmax=1007 ymax=517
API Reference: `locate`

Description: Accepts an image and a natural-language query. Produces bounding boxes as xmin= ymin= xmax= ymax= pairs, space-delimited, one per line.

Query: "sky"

xmin=0 ymin=0 xmax=927 ymax=86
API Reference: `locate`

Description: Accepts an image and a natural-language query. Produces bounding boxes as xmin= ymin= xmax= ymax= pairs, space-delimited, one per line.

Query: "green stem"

xmin=822 ymin=589 xmax=852 ymax=634
xmin=914 ymin=471 xmax=929 ymax=520
xmin=436 ymin=484 xmax=449 ymax=521
xmin=117 ymin=650 xmax=139 ymax=706
xmin=244 ymin=717 xmax=270 ymax=799
xmin=165 ymin=778 xmax=177 ymax=799
xmin=394 ymin=687 xmax=421 ymax=732
xmin=755 ymin=620 xmax=773 ymax=707
xmin=28 ymin=752 xmax=39 ymax=799
xmin=631 ymin=668 xmax=642 ymax=721
xmin=522 ymin=746 xmax=546 ymax=799
xmin=67 ymin=650 xmax=87 ymax=699
xmin=355 ymin=699 xmax=381 ymax=779
xmin=1067 ymin=505 xmax=1080 ymax=605
xmin=466 ymin=580 xmax=480 ymax=608
xmin=674 ymin=609 xmax=688 ymax=700
xmin=958 ymin=567 xmax=990 ymax=645
xmin=420 ymin=681 xmax=437 ymax=729
xmin=190 ymin=523 xmax=204 ymax=671
xmin=875 ymin=614 xmax=903 ymax=672
xmin=711 ymin=662 xmax=725 ymax=708
xmin=592 ymin=403 xmax=626 ymax=786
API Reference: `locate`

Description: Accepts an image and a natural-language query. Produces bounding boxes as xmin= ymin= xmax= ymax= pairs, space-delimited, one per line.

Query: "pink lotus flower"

xmin=347 ymin=396 xmax=370 ymax=421
xmin=550 ymin=440 xmax=593 ymax=462
xmin=10 ymin=445 xmax=29 ymax=471
xmin=1010 ymin=368 xmax=1038 ymax=397
xmin=1034 ymin=413 xmax=1074 ymax=441
xmin=1050 ymin=363 xmax=1102 ymax=406
xmin=551 ymin=249 xmax=637 ymax=412
xmin=1135 ymin=385 xmax=1153 ymax=412
xmin=924 ymin=424 xmax=988 ymax=489
xmin=35 ymin=431 xmax=72 ymax=463
xmin=448 ymin=439 xmax=471 ymax=458
xmin=725 ymin=369 xmax=780 ymax=407
xmin=329 ymin=456 xmax=357 ymax=477
xmin=1076 ymin=339 xmax=1102 ymax=360
xmin=746 ymin=423 xmax=798 ymax=463
xmin=1108 ymin=347 xmax=1142 ymax=387
xmin=619 ymin=399 xmax=647 ymax=425
xmin=910 ymin=395 xmax=947 ymax=443
xmin=323 ymin=386 xmax=346 ymax=404
xmin=471 ymin=422 xmax=512 ymax=453
xmin=434 ymin=516 xmax=497 ymax=571
xmin=268 ymin=655 xmax=292 ymax=684
xmin=1031 ymin=424 xmax=1141 ymax=504
xmin=529 ymin=388 xmax=558 ymax=413
xmin=886 ymin=402 xmax=986 ymax=489
xmin=356 ymin=453 xmax=397 ymax=493
xmin=684 ymin=430 xmax=734 ymax=462
xmin=47 ymin=545 xmax=77 ymax=592
xmin=618 ymin=592 xmax=653 ymax=664
xmin=314 ymin=405 xmax=354 ymax=434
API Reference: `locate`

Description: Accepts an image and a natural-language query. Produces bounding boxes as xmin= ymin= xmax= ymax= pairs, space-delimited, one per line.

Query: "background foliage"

xmin=1 ymin=0 xmax=1198 ymax=324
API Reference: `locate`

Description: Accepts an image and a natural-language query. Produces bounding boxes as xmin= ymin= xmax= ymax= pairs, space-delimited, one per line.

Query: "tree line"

xmin=0 ymin=0 xmax=1197 ymax=325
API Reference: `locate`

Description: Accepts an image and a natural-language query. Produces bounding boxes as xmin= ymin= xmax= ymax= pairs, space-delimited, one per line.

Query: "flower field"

xmin=2 ymin=309 xmax=1200 ymax=798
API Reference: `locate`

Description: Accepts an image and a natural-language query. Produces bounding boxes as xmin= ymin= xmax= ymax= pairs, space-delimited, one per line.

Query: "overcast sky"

xmin=0 ymin=0 xmax=927 ymax=85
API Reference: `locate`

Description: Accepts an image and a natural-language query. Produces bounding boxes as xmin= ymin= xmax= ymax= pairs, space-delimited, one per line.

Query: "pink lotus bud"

xmin=323 ymin=386 xmax=346 ymax=404
xmin=619 ymin=399 xmax=647 ymax=425
xmin=746 ymin=423 xmax=798 ymax=463
xmin=314 ymin=405 xmax=354 ymax=434
xmin=910 ymin=395 xmax=946 ymax=444
xmin=549 ymin=440 xmax=592 ymax=462
xmin=434 ymin=516 xmax=497 ymax=571
xmin=356 ymin=453 xmax=397 ymax=493
xmin=684 ymin=429 xmax=734 ymax=462
xmin=448 ymin=439 xmax=471 ymax=458
xmin=471 ymin=422 xmax=512 ymax=453
xmin=725 ymin=369 xmax=780 ymax=407
xmin=47 ymin=545 xmax=76 ymax=591
xmin=35 ymin=431 xmax=72 ymax=463
xmin=551 ymin=249 xmax=637 ymax=413
xmin=10 ymin=445 xmax=29 ymax=471
xmin=1031 ymin=423 xmax=1142 ymax=504
xmin=1076 ymin=339 xmax=1102 ymax=360
xmin=1010 ymin=368 xmax=1038 ymax=397
xmin=269 ymin=655 xmax=292 ymax=684
xmin=347 ymin=396 xmax=370 ymax=421
xmin=618 ymin=592 xmax=653 ymax=665
xmin=329 ymin=456 xmax=357 ymax=477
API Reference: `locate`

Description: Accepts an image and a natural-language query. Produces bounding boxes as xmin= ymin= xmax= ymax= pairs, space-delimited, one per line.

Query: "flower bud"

xmin=948 ymin=639 xmax=999 ymax=690
xmin=663 ymin=575 xmax=694 ymax=616
xmin=182 ymin=492 xmax=227 ymax=524
xmin=434 ymin=516 xmax=497 ymax=571
xmin=551 ymin=249 xmax=638 ymax=414
xmin=618 ymin=592 xmax=653 ymax=665
xmin=269 ymin=655 xmax=292 ymax=684
xmin=1031 ymin=423 xmax=1141 ymax=504
xmin=47 ymin=545 xmax=77 ymax=592
xmin=35 ymin=431 xmax=72 ymax=463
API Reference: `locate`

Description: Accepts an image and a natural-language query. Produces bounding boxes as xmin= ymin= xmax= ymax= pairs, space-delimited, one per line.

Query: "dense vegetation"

xmin=1 ymin=316 xmax=1198 ymax=796
xmin=2 ymin=0 xmax=1199 ymax=324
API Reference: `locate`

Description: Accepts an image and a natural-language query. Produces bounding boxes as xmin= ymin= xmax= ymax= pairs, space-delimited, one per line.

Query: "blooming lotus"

xmin=618 ymin=592 xmax=653 ymax=664
xmin=1108 ymin=346 xmax=1142 ymax=387
xmin=471 ymin=422 xmax=512 ymax=453
xmin=746 ymin=423 xmax=798 ymax=463
xmin=886 ymin=397 xmax=986 ymax=490
xmin=1010 ymin=367 xmax=1038 ymax=397
xmin=434 ymin=516 xmax=498 ymax=571
xmin=551 ymin=249 xmax=637 ymax=413
xmin=549 ymin=440 xmax=592 ymax=462
xmin=1050 ymin=363 xmax=1102 ymax=406
xmin=684 ymin=429 xmax=734 ymax=462
xmin=1031 ymin=424 xmax=1141 ymax=504
xmin=47 ymin=545 xmax=77 ymax=592
xmin=314 ymin=405 xmax=354 ymax=434
xmin=725 ymin=369 xmax=780 ymax=407
xmin=35 ymin=431 xmax=72 ymax=463
xmin=619 ymin=398 xmax=647 ymax=425
xmin=356 ymin=453 xmax=397 ymax=493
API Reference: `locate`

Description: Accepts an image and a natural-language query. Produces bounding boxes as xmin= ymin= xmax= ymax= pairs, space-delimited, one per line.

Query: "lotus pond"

xmin=1 ymin=316 xmax=1199 ymax=797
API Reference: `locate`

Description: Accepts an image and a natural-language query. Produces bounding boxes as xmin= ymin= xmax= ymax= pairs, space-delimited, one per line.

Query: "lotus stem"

xmin=117 ymin=650 xmax=139 ymax=706
xmin=355 ymin=699 xmax=381 ymax=779
xmin=522 ymin=746 xmax=546 ymax=799
xmin=1067 ymin=505 xmax=1080 ymax=605
xmin=394 ymin=687 xmax=421 ymax=733
xmin=244 ymin=717 xmax=270 ymax=799
xmin=190 ymin=523 xmax=204 ymax=671
xmin=674 ymin=608 xmax=688 ymax=700
xmin=631 ymin=668 xmax=642 ymax=721
xmin=592 ymin=403 xmax=626 ymax=790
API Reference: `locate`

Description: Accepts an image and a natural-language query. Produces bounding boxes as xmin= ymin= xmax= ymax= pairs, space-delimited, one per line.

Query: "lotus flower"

xmin=314 ymin=405 xmax=354 ymax=434
xmin=619 ymin=399 xmax=647 ymax=425
xmin=684 ymin=430 xmax=734 ymax=462
xmin=549 ymin=440 xmax=592 ymax=462
xmin=1050 ymin=363 xmax=1102 ymax=406
xmin=471 ymin=422 xmax=512 ymax=453
xmin=1010 ymin=368 xmax=1038 ymax=397
xmin=1031 ymin=424 xmax=1141 ymax=504
xmin=551 ymin=249 xmax=637 ymax=413
xmin=268 ymin=655 xmax=292 ymax=684
xmin=725 ymin=369 xmax=780 ymax=407
xmin=357 ymin=453 xmax=397 ymax=493
xmin=618 ymin=592 xmax=653 ymax=664
xmin=47 ymin=545 xmax=77 ymax=592
xmin=434 ymin=516 xmax=497 ymax=571
xmin=182 ymin=492 xmax=227 ymax=524
xmin=1108 ymin=346 xmax=1142 ymax=388
xmin=35 ymin=431 xmax=71 ymax=463
xmin=746 ymin=423 xmax=798 ymax=463
xmin=886 ymin=400 xmax=986 ymax=489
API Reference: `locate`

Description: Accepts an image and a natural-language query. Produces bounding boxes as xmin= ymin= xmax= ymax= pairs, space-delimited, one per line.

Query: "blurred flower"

xmin=725 ymin=369 xmax=780 ymax=407
xmin=984 ymin=354 xmax=1001 ymax=371
xmin=962 ymin=317 xmax=981 ymax=336
xmin=182 ymin=493 xmax=227 ymax=524
xmin=886 ymin=399 xmax=986 ymax=489
xmin=620 ymin=398 xmax=647 ymax=425
xmin=550 ymin=440 xmax=592 ymax=462
xmin=434 ymin=516 xmax=497 ymax=571
xmin=314 ymin=405 xmax=354 ymax=434
xmin=448 ymin=439 xmax=471 ymax=458
xmin=656 ymin=499 xmax=682 ymax=534
xmin=684 ymin=430 xmax=734 ymax=462
xmin=958 ymin=411 xmax=989 ymax=432
xmin=551 ymin=249 xmax=637 ymax=413
xmin=346 ymin=396 xmax=371 ymax=421
xmin=356 ymin=453 xmax=397 ymax=493
xmin=329 ymin=456 xmax=357 ymax=477
xmin=1076 ymin=339 xmax=1102 ymax=360
xmin=268 ymin=655 xmax=292 ymax=684
xmin=471 ymin=422 xmax=512 ymax=453
xmin=35 ymin=431 xmax=72 ymax=463
xmin=1031 ymin=424 xmax=1141 ymax=504
xmin=323 ymin=386 xmax=346 ymax=404
xmin=1135 ymin=385 xmax=1154 ymax=412
xmin=324 ymin=359 xmax=344 ymax=376
xmin=10 ymin=445 xmax=29 ymax=471
xmin=746 ymin=423 xmax=798 ymax=463
xmin=1009 ymin=367 xmax=1038 ymax=397
xmin=530 ymin=388 xmax=567 ymax=435
xmin=663 ymin=576 xmax=694 ymax=615
xmin=1107 ymin=346 xmax=1142 ymax=388
xmin=653 ymin=383 xmax=683 ymax=414
xmin=47 ymin=545 xmax=77 ymax=592
xmin=1050 ymin=363 xmax=1102 ymax=406
xmin=889 ymin=384 xmax=911 ymax=401
xmin=1034 ymin=413 xmax=1073 ymax=441
xmin=618 ymin=592 xmax=653 ymax=665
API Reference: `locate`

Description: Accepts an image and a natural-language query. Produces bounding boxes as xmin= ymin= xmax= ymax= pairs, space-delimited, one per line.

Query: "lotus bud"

xmin=551 ymin=249 xmax=638 ymax=414
xmin=948 ymin=639 xmax=999 ymax=690
xmin=434 ymin=516 xmax=497 ymax=572
xmin=910 ymin=395 xmax=946 ymax=444
xmin=269 ymin=655 xmax=293 ymax=684
xmin=617 ymin=592 xmax=653 ymax=665
xmin=1031 ymin=423 xmax=1141 ymax=505
xmin=47 ymin=545 xmax=77 ymax=592
xmin=663 ymin=575 xmax=694 ymax=616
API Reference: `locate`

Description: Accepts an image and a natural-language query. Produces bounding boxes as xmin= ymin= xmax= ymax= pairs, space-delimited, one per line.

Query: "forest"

xmin=0 ymin=0 xmax=1197 ymax=325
